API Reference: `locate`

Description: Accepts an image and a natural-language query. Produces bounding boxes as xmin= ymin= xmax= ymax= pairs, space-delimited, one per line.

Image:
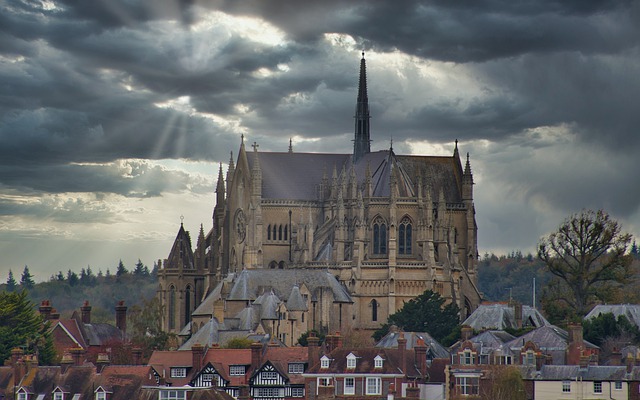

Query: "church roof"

xmin=285 ymin=285 xmax=308 ymax=311
xmin=165 ymin=224 xmax=195 ymax=269
xmin=246 ymin=149 xmax=463 ymax=203
xmin=225 ymin=269 xmax=352 ymax=303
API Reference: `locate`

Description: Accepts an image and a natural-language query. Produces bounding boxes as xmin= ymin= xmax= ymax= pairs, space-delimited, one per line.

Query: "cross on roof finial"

xmin=252 ymin=142 xmax=259 ymax=152
xmin=241 ymin=134 xmax=244 ymax=143
xmin=455 ymin=139 xmax=458 ymax=149
xmin=180 ymin=215 xmax=184 ymax=225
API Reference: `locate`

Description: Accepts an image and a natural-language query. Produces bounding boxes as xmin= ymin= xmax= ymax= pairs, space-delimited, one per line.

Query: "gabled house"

xmin=40 ymin=300 xmax=129 ymax=364
xmin=462 ymin=301 xmax=549 ymax=332
xmin=304 ymin=333 xmax=426 ymax=399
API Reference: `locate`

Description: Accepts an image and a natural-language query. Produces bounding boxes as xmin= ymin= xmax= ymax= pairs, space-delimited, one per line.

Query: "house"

xmin=304 ymin=332 xmax=427 ymax=399
xmin=0 ymin=347 xmax=223 ymax=400
xmin=150 ymin=341 xmax=310 ymax=400
xmin=522 ymin=365 xmax=629 ymax=400
xmin=586 ymin=304 xmax=640 ymax=327
xmin=39 ymin=300 xmax=130 ymax=364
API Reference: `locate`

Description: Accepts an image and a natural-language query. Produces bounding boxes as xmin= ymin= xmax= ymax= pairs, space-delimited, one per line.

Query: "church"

xmin=157 ymin=54 xmax=482 ymax=346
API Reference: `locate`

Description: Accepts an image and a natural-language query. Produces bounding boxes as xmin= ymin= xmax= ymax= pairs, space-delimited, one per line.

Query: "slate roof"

xmin=83 ymin=323 xmax=123 ymax=346
xmin=450 ymin=330 xmax=516 ymax=357
xmin=375 ymin=331 xmax=450 ymax=359
xmin=535 ymin=365 xmax=628 ymax=381
xmin=306 ymin=347 xmax=423 ymax=378
xmin=247 ymin=150 xmax=464 ymax=203
xmin=462 ymin=303 xmax=549 ymax=331
xmin=225 ymin=269 xmax=352 ymax=303
xmin=286 ymin=285 xmax=308 ymax=311
xmin=586 ymin=304 xmax=640 ymax=327
xmin=506 ymin=325 xmax=598 ymax=365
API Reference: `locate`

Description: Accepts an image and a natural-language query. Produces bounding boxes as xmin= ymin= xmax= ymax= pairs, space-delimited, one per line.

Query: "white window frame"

xmin=254 ymin=388 xmax=282 ymax=398
xmin=460 ymin=349 xmax=474 ymax=365
xmin=170 ymin=367 xmax=187 ymax=378
xmin=229 ymin=365 xmax=246 ymax=376
xmin=346 ymin=353 xmax=356 ymax=369
xmin=615 ymin=381 xmax=623 ymax=390
xmin=291 ymin=387 xmax=304 ymax=397
xmin=261 ymin=371 xmax=278 ymax=380
xmin=159 ymin=390 xmax=186 ymax=400
xmin=562 ymin=381 xmax=571 ymax=393
xmin=17 ymin=392 xmax=28 ymax=400
xmin=365 ymin=377 xmax=381 ymax=395
xmin=318 ymin=377 xmax=332 ymax=387
xmin=53 ymin=392 xmax=64 ymax=400
xmin=344 ymin=377 xmax=355 ymax=395
xmin=594 ymin=381 xmax=602 ymax=394
xmin=374 ymin=355 xmax=383 ymax=368
xmin=320 ymin=356 xmax=330 ymax=369
xmin=455 ymin=375 xmax=479 ymax=396
xmin=288 ymin=363 xmax=304 ymax=374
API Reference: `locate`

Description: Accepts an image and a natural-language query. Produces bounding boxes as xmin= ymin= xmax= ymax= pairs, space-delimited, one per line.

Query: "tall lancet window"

xmin=184 ymin=285 xmax=191 ymax=326
xmin=399 ymin=217 xmax=412 ymax=255
xmin=169 ymin=285 xmax=176 ymax=330
xmin=373 ymin=216 xmax=387 ymax=255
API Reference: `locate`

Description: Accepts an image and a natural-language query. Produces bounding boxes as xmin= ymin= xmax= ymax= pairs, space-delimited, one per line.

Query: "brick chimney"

xmin=213 ymin=299 xmax=225 ymax=323
xmin=39 ymin=300 xmax=52 ymax=320
xmin=335 ymin=331 xmax=343 ymax=349
xmin=81 ymin=300 xmax=92 ymax=324
xmin=11 ymin=348 xmax=25 ymax=385
xmin=96 ymin=353 xmax=110 ymax=373
xmin=308 ymin=332 xmax=320 ymax=368
xmin=461 ymin=325 xmax=473 ymax=341
xmin=251 ymin=342 xmax=263 ymax=371
xmin=324 ymin=334 xmax=335 ymax=353
xmin=50 ymin=308 xmax=60 ymax=320
xmin=414 ymin=338 xmax=428 ymax=378
xmin=132 ymin=347 xmax=143 ymax=366
xmin=610 ymin=348 xmax=622 ymax=366
xmin=398 ymin=332 xmax=407 ymax=373
xmin=192 ymin=344 xmax=205 ymax=371
xmin=514 ymin=302 xmax=523 ymax=329
xmin=60 ymin=353 xmax=73 ymax=374
xmin=70 ymin=347 xmax=86 ymax=366
xmin=566 ymin=323 xmax=584 ymax=365
xmin=115 ymin=301 xmax=127 ymax=338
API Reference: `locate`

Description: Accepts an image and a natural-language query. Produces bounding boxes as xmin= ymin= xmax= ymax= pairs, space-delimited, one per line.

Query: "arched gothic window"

xmin=272 ymin=225 xmax=277 ymax=240
xmin=373 ymin=217 xmax=387 ymax=255
xmin=398 ymin=217 xmax=412 ymax=255
xmin=371 ymin=299 xmax=379 ymax=322
xmin=284 ymin=225 xmax=288 ymax=241
xmin=169 ymin=285 xmax=176 ymax=330
xmin=267 ymin=225 xmax=271 ymax=240
xmin=278 ymin=225 xmax=283 ymax=241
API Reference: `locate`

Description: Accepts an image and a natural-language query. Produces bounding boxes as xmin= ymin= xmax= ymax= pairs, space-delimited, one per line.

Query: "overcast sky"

xmin=2 ymin=0 xmax=639 ymax=281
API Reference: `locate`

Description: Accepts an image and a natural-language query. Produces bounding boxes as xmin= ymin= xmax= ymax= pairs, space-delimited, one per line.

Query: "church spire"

xmin=353 ymin=52 xmax=371 ymax=163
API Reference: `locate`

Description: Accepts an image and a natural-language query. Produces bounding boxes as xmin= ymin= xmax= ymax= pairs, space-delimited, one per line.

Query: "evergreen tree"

xmin=6 ymin=270 xmax=17 ymax=292
xmin=133 ymin=259 xmax=147 ymax=276
xmin=373 ymin=290 xmax=460 ymax=345
xmin=67 ymin=269 xmax=79 ymax=286
xmin=116 ymin=260 xmax=128 ymax=277
xmin=20 ymin=266 xmax=35 ymax=290
xmin=0 ymin=291 xmax=56 ymax=365
xmin=56 ymin=271 xmax=65 ymax=281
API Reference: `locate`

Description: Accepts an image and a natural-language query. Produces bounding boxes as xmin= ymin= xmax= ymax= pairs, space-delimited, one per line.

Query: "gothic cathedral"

xmin=158 ymin=55 xmax=481 ymax=345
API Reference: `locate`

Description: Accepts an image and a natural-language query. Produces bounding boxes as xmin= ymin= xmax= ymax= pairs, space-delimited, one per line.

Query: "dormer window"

xmin=460 ymin=349 xmax=475 ymax=365
xmin=170 ymin=367 xmax=187 ymax=378
xmin=53 ymin=390 xmax=64 ymax=400
xmin=523 ymin=350 xmax=536 ymax=366
xmin=374 ymin=355 xmax=384 ymax=369
xmin=346 ymin=353 xmax=357 ymax=369
xmin=95 ymin=388 xmax=107 ymax=400
xmin=17 ymin=388 xmax=28 ymax=400
xmin=321 ymin=355 xmax=330 ymax=369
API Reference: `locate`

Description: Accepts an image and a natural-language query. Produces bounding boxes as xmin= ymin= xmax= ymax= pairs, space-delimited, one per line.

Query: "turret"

xmin=462 ymin=153 xmax=474 ymax=201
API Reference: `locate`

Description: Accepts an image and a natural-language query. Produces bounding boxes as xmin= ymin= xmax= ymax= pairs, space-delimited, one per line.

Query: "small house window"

xmin=374 ymin=355 xmax=383 ymax=368
xmin=170 ymin=368 xmax=186 ymax=378
xmin=562 ymin=381 xmax=571 ymax=393
xmin=594 ymin=382 xmax=602 ymax=394
xmin=346 ymin=353 xmax=356 ymax=369
xmin=321 ymin=356 xmax=330 ymax=369
xmin=229 ymin=365 xmax=246 ymax=376
xmin=366 ymin=377 xmax=381 ymax=395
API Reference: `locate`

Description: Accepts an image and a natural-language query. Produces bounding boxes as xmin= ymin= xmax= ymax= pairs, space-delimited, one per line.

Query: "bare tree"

xmin=538 ymin=209 xmax=632 ymax=317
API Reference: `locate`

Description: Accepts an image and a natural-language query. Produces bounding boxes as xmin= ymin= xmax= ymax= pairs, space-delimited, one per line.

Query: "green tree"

xmin=224 ymin=337 xmax=254 ymax=349
xmin=0 ymin=291 xmax=56 ymax=365
xmin=538 ymin=209 xmax=633 ymax=318
xmin=297 ymin=329 xmax=326 ymax=346
xmin=484 ymin=366 xmax=526 ymax=400
xmin=20 ymin=266 xmax=35 ymax=290
xmin=6 ymin=270 xmax=17 ymax=292
xmin=116 ymin=260 xmax=128 ymax=278
xmin=128 ymin=297 xmax=174 ymax=359
xmin=583 ymin=313 xmax=640 ymax=347
xmin=133 ymin=259 xmax=149 ymax=277
xmin=372 ymin=290 xmax=460 ymax=344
